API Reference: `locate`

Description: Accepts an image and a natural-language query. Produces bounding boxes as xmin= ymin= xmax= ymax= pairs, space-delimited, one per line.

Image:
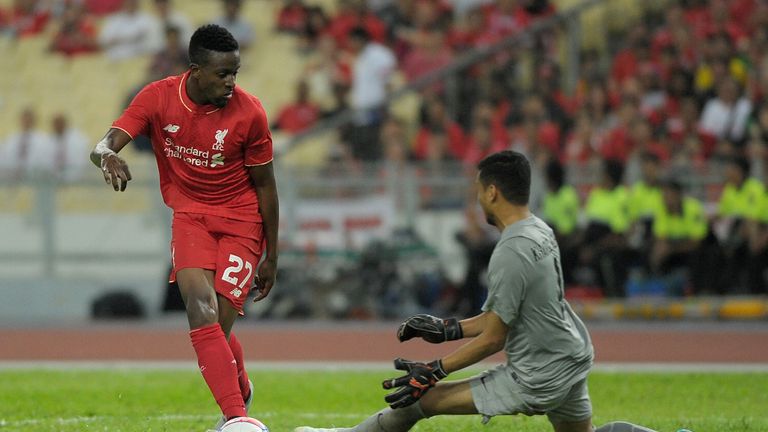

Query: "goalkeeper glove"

xmin=382 ymin=357 xmax=448 ymax=409
xmin=397 ymin=314 xmax=463 ymax=343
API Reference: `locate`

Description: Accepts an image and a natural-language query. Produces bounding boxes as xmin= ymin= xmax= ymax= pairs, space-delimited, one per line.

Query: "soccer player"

xmin=90 ymin=25 xmax=278 ymax=430
xmin=295 ymin=151 xmax=668 ymax=432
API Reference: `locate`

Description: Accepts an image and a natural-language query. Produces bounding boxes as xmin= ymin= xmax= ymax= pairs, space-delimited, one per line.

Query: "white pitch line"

xmin=0 ymin=412 xmax=367 ymax=428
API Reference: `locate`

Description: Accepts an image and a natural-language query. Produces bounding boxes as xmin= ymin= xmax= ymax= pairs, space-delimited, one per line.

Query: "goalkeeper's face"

xmin=475 ymin=176 xmax=496 ymax=227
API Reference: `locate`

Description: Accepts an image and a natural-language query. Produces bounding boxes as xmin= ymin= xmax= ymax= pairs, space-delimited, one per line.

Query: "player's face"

xmin=193 ymin=50 xmax=241 ymax=108
xmin=475 ymin=176 xmax=496 ymax=226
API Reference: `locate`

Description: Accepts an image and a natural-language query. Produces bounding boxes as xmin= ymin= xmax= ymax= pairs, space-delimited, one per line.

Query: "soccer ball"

xmin=220 ymin=417 xmax=269 ymax=432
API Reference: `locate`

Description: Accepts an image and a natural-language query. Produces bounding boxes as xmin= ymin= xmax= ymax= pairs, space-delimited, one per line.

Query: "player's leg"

xmin=546 ymin=377 xmax=593 ymax=432
xmin=172 ymin=213 xmax=245 ymax=422
xmin=351 ymin=379 xmax=476 ymax=432
xmin=211 ymin=227 xmax=263 ymax=424
xmin=218 ymin=293 xmax=253 ymax=401
xmin=178 ymin=268 xmax=246 ymax=421
xmin=211 ymin=294 xmax=253 ymax=429
xmin=293 ymin=377 xmax=478 ymax=432
xmin=215 ymin=231 xmax=262 ymax=403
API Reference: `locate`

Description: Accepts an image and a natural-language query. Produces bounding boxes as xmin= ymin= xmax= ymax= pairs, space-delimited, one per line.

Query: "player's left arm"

xmin=249 ymin=162 xmax=279 ymax=302
xmin=382 ymin=311 xmax=507 ymax=408
xmin=438 ymin=310 xmax=507 ymax=374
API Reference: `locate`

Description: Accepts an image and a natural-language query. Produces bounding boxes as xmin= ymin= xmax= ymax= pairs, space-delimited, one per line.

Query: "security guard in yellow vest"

xmin=542 ymin=159 xmax=580 ymax=236
xmin=629 ymin=153 xmax=664 ymax=221
xmin=649 ymin=179 xmax=709 ymax=292
xmin=541 ymin=158 xmax=580 ymax=284
xmin=579 ymin=159 xmax=631 ymax=297
xmin=718 ymin=157 xmax=764 ymax=220
xmin=716 ymin=156 xmax=765 ymax=293
xmin=746 ymin=186 xmax=768 ymax=294
xmin=628 ymin=153 xmax=664 ymax=249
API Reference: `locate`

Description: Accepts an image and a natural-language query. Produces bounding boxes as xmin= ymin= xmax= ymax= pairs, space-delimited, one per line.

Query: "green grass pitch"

xmin=0 ymin=368 xmax=766 ymax=431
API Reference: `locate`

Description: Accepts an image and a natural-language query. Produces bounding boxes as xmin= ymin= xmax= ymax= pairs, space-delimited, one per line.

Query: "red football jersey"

xmin=113 ymin=72 xmax=273 ymax=222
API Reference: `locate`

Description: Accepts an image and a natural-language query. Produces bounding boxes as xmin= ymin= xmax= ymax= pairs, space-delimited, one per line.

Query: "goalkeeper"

xmin=295 ymin=151 xmax=676 ymax=432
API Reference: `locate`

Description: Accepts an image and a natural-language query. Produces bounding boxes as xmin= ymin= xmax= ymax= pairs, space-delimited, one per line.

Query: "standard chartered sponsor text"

xmin=164 ymin=144 xmax=213 ymax=167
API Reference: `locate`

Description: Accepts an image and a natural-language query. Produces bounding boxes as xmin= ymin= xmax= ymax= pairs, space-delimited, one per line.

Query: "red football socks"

xmin=190 ymin=323 xmax=246 ymax=419
xmin=228 ymin=333 xmax=251 ymax=401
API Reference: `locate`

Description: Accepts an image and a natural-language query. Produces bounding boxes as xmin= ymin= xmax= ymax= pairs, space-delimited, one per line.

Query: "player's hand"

xmin=382 ymin=358 xmax=448 ymax=409
xmin=397 ymin=314 xmax=463 ymax=343
xmin=252 ymin=257 xmax=276 ymax=302
xmin=100 ymin=153 xmax=132 ymax=192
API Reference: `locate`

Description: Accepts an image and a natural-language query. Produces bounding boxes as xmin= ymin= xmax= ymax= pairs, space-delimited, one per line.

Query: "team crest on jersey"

xmin=163 ymin=124 xmax=180 ymax=133
xmin=213 ymin=129 xmax=228 ymax=151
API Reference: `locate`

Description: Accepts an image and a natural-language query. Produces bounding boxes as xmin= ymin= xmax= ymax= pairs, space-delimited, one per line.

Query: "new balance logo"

xmin=163 ymin=124 xmax=180 ymax=133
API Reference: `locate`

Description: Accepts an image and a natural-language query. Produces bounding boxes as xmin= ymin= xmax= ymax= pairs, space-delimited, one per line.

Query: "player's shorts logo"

xmin=229 ymin=287 xmax=243 ymax=298
xmin=163 ymin=124 xmax=180 ymax=133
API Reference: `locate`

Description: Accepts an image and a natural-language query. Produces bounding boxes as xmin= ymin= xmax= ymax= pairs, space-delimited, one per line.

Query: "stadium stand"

xmin=1 ymin=0 xmax=767 ymax=321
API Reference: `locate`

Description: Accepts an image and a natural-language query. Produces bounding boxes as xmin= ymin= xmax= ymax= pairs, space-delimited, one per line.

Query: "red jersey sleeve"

xmin=112 ymin=83 xmax=160 ymax=139
xmin=244 ymin=99 xmax=274 ymax=166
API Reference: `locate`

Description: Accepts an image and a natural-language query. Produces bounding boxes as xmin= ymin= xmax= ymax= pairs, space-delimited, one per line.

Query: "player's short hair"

xmin=189 ymin=24 xmax=239 ymax=65
xmin=477 ymin=150 xmax=531 ymax=205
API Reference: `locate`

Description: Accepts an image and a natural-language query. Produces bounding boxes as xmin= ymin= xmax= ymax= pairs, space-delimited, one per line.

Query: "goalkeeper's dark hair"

xmin=477 ymin=150 xmax=531 ymax=205
xmin=189 ymin=24 xmax=238 ymax=65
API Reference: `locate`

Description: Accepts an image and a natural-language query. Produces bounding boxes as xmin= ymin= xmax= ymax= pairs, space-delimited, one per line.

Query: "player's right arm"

xmin=90 ymin=128 xmax=133 ymax=191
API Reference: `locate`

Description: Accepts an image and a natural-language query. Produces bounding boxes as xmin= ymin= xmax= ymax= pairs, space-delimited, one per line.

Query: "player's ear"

xmin=189 ymin=63 xmax=201 ymax=78
xmin=486 ymin=184 xmax=498 ymax=203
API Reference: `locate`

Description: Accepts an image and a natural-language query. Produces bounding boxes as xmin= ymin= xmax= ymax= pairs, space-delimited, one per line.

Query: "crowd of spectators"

xmin=0 ymin=107 xmax=89 ymax=182
xmin=0 ymin=0 xmax=255 ymax=171
xmin=2 ymin=0 xmax=767 ymax=298
xmin=270 ymin=0 xmax=768 ymax=299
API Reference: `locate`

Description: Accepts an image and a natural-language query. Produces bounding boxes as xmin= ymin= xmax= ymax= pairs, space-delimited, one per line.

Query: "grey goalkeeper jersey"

xmin=482 ymin=215 xmax=594 ymax=393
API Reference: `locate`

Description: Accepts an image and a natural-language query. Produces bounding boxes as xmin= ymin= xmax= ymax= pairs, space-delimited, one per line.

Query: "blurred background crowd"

xmin=0 ymin=0 xmax=767 ymax=321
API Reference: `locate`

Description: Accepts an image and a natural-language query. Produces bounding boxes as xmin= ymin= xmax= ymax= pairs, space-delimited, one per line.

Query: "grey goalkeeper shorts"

xmin=470 ymin=364 xmax=592 ymax=424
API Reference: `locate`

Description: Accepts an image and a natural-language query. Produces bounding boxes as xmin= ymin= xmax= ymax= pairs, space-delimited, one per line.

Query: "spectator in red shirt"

xmin=7 ymin=0 xmax=49 ymax=38
xmin=414 ymin=95 xmax=466 ymax=160
xmin=273 ymin=81 xmax=320 ymax=134
xmin=401 ymin=28 xmax=454 ymax=88
xmin=394 ymin=0 xmax=450 ymax=58
xmin=327 ymin=0 xmax=386 ymax=49
xmin=628 ymin=116 xmax=669 ymax=165
xmin=49 ymin=2 xmax=99 ymax=57
xmin=84 ymin=0 xmax=124 ymax=16
xmin=610 ymin=26 xmax=651 ymax=86
xmin=297 ymin=6 xmax=329 ymax=51
xmin=601 ymin=98 xmax=640 ymax=162
xmin=462 ymin=120 xmax=505 ymax=165
xmin=518 ymin=93 xmax=562 ymax=160
xmin=564 ymin=111 xmax=601 ymax=165
xmin=276 ymin=0 xmax=309 ymax=33
xmin=667 ymin=96 xmax=716 ymax=159
xmin=447 ymin=6 xmax=486 ymax=51
xmin=481 ymin=0 xmax=529 ymax=43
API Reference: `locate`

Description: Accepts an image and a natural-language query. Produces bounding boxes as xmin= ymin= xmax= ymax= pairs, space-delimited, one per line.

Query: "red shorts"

xmin=170 ymin=212 xmax=264 ymax=314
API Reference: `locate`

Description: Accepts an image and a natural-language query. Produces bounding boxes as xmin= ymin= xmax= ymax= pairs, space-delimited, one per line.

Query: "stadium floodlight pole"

xmin=283 ymin=0 xmax=605 ymax=154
